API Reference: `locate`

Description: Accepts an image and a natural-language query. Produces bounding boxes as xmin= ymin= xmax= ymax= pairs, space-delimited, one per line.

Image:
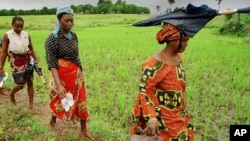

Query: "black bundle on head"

xmin=133 ymin=3 xmax=217 ymax=38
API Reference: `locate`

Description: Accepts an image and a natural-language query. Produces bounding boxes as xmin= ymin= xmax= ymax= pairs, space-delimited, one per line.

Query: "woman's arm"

xmin=138 ymin=62 xmax=165 ymax=118
xmin=136 ymin=61 xmax=167 ymax=135
xmin=50 ymin=68 xmax=67 ymax=99
xmin=0 ymin=34 xmax=9 ymax=76
xmin=28 ymin=35 xmax=39 ymax=63
xmin=45 ymin=34 xmax=66 ymax=99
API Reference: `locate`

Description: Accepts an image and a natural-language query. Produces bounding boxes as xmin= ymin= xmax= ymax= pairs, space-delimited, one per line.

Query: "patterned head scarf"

xmin=56 ymin=6 xmax=74 ymax=18
xmin=156 ymin=24 xmax=181 ymax=43
xmin=53 ymin=6 xmax=74 ymax=40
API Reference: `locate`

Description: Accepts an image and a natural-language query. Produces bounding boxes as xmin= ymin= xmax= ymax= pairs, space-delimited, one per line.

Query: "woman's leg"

xmin=10 ymin=84 xmax=24 ymax=105
xmin=0 ymin=87 xmax=8 ymax=95
xmin=80 ymin=119 xmax=95 ymax=140
xmin=27 ymin=81 xmax=34 ymax=109
xmin=50 ymin=114 xmax=57 ymax=129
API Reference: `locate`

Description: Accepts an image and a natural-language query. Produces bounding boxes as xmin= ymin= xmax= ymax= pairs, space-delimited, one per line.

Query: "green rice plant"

xmin=0 ymin=14 xmax=249 ymax=140
xmin=0 ymin=104 xmax=53 ymax=141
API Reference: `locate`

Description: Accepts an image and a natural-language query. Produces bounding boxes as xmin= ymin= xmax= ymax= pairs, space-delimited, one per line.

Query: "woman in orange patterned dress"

xmin=130 ymin=24 xmax=195 ymax=141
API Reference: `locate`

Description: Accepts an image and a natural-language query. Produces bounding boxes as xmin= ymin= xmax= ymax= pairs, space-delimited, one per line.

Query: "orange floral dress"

xmin=49 ymin=59 xmax=88 ymax=120
xmin=130 ymin=55 xmax=195 ymax=141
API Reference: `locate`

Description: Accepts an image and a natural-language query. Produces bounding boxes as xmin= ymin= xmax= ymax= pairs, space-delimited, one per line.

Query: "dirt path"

xmin=0 ymin=89 xmax=51 ymax=126
xmin=0 ymin=89 xmax=95 ymax=141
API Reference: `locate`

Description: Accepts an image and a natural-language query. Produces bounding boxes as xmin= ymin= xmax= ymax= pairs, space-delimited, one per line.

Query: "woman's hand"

xmin=57 ymin=84 xmax=67 ymax=99
xmin=34 ymin=59 xmax=39 ymax=64
xmin=144 ymin=118 xmax=159 ymax=136
xmin=0 ymin=68 xmax=5 ymax=77
xmin=50 ymin=68 xmax=66 ymax=99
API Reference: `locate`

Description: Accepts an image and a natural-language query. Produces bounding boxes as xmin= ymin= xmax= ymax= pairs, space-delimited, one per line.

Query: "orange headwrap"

xmin=156 ymin=24 xmax=181 ymax=42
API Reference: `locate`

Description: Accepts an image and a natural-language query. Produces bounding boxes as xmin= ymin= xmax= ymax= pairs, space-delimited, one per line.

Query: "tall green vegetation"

xmin=0 ymin=14 xmax=249 ymax=141
xmin=219 ymin=14 xmax=250 ymax=36
xmin=0 ymin=0 xmax=150 ymax=16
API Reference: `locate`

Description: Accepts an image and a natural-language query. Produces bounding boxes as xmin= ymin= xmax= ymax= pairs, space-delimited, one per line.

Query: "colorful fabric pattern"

xmin=156 ymin=24 xmax=181 ymax=42
xmin=9 ymin=52 xmax=34 ymax=85
xmin=130 ymin=56 xmax=195 ymax=141
xmin=45 ymin=31 xmax=82 ymax=71
xmin=49 ymin=59 xmax=88 ymax=120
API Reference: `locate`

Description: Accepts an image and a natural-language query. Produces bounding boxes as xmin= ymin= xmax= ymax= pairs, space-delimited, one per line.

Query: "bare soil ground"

xmin=0 ymin=89 xmax=96 ymax=141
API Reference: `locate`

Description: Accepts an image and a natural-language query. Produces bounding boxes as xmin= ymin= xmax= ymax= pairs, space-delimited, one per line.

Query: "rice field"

xmin=0 ymin=14 xmax=249 ymax=141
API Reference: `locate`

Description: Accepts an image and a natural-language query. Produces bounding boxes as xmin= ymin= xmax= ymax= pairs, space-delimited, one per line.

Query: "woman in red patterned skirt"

xmin=45 ymin=6 xmax=95 ymax=140
xmin=0 ymin=16 xmax=39 ymax=109
xmin=130 ymin=24 xmax=195 ymax=141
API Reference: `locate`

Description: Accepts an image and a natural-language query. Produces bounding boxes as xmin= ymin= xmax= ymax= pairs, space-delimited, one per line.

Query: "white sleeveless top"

xmin=6 ymin=29 xmax=30 ymax=54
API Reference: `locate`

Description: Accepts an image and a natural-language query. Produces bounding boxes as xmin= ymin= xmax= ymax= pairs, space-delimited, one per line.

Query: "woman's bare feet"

xmin=80 ymin=130 xmax=95 ymax=140
xmin=80 ymin=119 xmax=95 ymax=140
xmin=10 ymin=93 xmax=16 ymax=104
xmin=50 ymin=120 xmax=56 ymax=130
xmin=0 ymin=88 xmax=8 ymax=95
xmin=50 ymin=115 xmax=57 ymax=130
xmin=29 ymin=104 xmax=36 ymax=110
